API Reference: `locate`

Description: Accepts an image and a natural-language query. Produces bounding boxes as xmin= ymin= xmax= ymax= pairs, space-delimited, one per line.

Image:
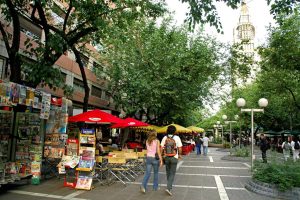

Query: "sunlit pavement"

xmin=0 ymin=148 xmax=275 ymax=200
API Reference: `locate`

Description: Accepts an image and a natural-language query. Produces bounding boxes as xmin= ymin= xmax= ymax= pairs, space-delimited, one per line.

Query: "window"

xmin=19 ymin=15 xmax=42 ymax=39
xmin=73 ymin=78 xmax=85 ymax=93
xmin=61 ymin=72 xmax=67 ymax=83
xmin=91 ymin=86 xmax=102 ymax=98
xmin=104 ymin=91 xmax=111 ymax=101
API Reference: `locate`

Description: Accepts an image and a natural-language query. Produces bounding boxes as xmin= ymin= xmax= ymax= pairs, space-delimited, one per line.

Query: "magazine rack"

xmin=75 ymin=129 xmax=95 ymax=190
xmin=61 ymin=139 xmax=79 ymax=188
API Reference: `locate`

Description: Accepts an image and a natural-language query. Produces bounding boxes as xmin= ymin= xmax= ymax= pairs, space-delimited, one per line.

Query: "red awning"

xmin=110 ymin=117 xmax=149 ymax=128
xmin=68 ymin=109 xmax=124 ymax=124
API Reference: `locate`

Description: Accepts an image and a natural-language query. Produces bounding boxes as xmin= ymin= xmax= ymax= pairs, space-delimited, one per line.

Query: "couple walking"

xmin=195 ymin=134 xmax=209 ymax=156
xmin=140 ymin=125 xmax=182 ymax=196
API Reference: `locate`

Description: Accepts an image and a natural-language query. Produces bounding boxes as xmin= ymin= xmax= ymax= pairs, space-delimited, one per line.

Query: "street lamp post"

xmin=215 ymin=121 xmax=224 ymax=145
xmin=222 ymin=115 xmax=239 ymax=150
xmin=214 ymin=121 xmax=223 ymax=144
xmin=236 ymin=98 xmax=268 ymax=170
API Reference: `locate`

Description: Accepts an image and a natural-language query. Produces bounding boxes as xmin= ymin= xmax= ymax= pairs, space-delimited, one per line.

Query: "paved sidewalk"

xmin=0 ymin=148 xmax=275 ymax=200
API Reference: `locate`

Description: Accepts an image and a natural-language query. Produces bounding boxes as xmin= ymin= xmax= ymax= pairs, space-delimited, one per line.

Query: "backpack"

xmin=283 ymin=142 xmax=290 ymax=151
xmin=294 ymin=141 xmax=300 ymax=150
xmin=163 ymin=135 xmax=177 ymax=157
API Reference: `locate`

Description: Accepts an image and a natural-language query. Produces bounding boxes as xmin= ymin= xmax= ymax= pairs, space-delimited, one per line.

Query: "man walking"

xmin=195 ymin=134 xmax=202 ymax=155
xmin=202 ymin=134 xmax=209 ymax=156
xmin=161 ymin=125 xmax=183 ymax=196
xmin=260 ymin=134 xmax=269 ymax=163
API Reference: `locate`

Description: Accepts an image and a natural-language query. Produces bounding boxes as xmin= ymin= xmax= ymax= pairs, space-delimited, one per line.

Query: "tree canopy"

xmin=101 ymin=18 xmax=225 ymax=126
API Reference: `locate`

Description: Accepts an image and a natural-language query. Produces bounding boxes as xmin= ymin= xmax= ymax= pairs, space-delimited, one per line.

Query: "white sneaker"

xmin=165 ymin=189 xmax=172 ymax=196
xmin=140 ymin=186 xmax=146 ymax=194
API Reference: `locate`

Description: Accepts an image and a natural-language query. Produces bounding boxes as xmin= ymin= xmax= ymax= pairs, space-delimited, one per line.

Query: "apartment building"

xmin=0 ymin=0 xmax=117 ymax=115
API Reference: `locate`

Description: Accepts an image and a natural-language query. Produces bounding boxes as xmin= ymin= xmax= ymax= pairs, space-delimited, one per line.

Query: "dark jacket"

xmin=260 ymin=138 xmax=269 ymax=151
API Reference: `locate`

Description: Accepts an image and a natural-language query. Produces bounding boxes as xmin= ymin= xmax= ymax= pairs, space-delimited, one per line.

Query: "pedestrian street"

xmin=0 ymin=148 xmax=274 ymax=200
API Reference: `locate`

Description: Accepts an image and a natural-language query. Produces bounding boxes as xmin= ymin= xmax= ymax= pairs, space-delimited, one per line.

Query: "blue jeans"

xmin=203 ymin=146 xmax=208 ymax=155
xmin=141 ymin=157 xmax=159 ymax=191
xmin=164 ymin=156 xmax=178 ymax=190
xmin=196 ymin=144 xmax=202 ymax=155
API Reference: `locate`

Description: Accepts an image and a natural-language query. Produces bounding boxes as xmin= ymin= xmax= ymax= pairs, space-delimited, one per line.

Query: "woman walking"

xmin=140 ymin=130 xmax=163 ymax=193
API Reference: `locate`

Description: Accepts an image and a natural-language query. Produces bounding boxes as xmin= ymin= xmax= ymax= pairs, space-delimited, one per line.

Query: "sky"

xmin=165 ymin=0 xmax=276 ymax=115
xmin=165 ymin=0 xmax=275 ymax=46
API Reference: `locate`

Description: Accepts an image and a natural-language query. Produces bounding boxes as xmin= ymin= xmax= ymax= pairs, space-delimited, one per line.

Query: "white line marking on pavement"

xmin=181 ymin=165 xmax=248 ymax=170
xmin=177 ymin=160 xmax=184 ymax=170
xmin=225 ymin=187 xmax=247 ymax=190
xmin=63 ymin=191 xmax=86 ymax=199
xmin=214 ymin=175 xmax=229 ymax=200
xmin=127 ymin=182 xmax=245 ymax=190
xmin=9 ymin=190 xmax=89 ymax=200
xmin=158 ymin=172 xmax=251 ymax=178
xmin=243 ymin=163 xmax=251 ymax=168
xmin=209 ymin=156 xmax=214 ymax=162
xmin=184 ymin=161 xmax=239 ymax=164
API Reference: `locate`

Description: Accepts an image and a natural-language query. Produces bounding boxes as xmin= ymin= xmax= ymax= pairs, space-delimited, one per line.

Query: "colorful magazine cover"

xmin=33 ymin=90 xmax=42 ymax=109
xmin=79 ymin=147 xmax=95 ymax=158
xmin=78 ymin=157 xmax=94 ymax=170
xmin=10 ymin=83 xmax=19 ymax=105
xmin=19 ymin=85 xmax=27 ymax=105
xmin=75 ymin=176 xmax=93 ymax=190
xmin=40 ymin=92 xmax=51 ymax=119
xmin=26 ymin=87 xmax=35 ymax=106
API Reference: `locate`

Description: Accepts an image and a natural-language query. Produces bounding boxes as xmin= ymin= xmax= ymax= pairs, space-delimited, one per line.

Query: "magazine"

xmin=78 ymin=157 xmax=94 ymax=170
xmin=75 ymin=176 xmax=93 ymax=190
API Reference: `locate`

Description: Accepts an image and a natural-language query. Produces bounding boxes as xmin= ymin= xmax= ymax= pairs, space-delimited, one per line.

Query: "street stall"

xmin=110 ymin=117 xmax=150 ymax=150
xmin=0 ymin=80 xmax=71 ymax=186
xmin=157 ymin=124 xmax=193 ymax=155
xmin=59 ymin=109 xmax=123 ymax=190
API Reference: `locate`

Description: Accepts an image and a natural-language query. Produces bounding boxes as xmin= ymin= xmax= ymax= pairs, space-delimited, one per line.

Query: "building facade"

xmin=0 ymin=0 xmax=117 ymax=115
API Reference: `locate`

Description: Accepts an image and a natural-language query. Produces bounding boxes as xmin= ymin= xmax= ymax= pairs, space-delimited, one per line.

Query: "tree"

xmin=101 ymin=18 xmax=225 ymax=125
xmin=0 ymin=0 xmax=298 ymax=112
xmin=0 ymin=0 xmax=165 ymax=111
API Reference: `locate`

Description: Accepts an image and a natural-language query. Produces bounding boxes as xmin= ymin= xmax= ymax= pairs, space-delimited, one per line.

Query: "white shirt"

xmin=202 ymin=136 xmax=209 ymax=146
xmin=291 ymin=141 xmax=300 ymax=151
xmin=161 ymin=135 xmax=183 ymax=159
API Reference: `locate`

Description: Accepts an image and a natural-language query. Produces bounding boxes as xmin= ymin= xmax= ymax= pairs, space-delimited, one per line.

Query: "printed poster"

xmin=26 ymin=87 xmax=35 ymax=106
xmin=33 ymin=90 xmax=42 ymax=109
xmin=75 ymin=176 xmax=93 ymax=190
xmin=19 ymin=85 xmax=27 ymax=105
xmin=10 ymin=82 xmax=20 ymax=105
xmin=40 ymin=92 xmax=51 ymax=119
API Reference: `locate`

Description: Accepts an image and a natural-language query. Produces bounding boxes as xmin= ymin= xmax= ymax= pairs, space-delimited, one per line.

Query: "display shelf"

xmin=75 ymin=129 xmax=95 ymax=190
xmin=13 ymin=112 xmax=44 ymax=184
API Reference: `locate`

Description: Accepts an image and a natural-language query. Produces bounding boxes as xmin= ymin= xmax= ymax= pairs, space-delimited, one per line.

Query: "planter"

xmin=245 ymin=179 xmax=300 ymax=199
xmin=208 ymin=143 xmax=223 ymax=148
xmin=221 ymin=155 xmax=250 ymax=162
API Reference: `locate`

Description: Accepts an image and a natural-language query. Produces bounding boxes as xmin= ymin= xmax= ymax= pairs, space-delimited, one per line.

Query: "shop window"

xmin=73 ymin=78 xmax=85 ymax=93
xmin=91 ymin=86 xmax=102 ymax=99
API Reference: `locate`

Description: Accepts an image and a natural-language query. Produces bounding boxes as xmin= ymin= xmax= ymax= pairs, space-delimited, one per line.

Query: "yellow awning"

xmin=157 ymin=124 xmax=192 ymax=134
xmin=187 ymin=126 xmax=205 ymax=133
xmin=134 ymin=125 xmax=161 ymax=132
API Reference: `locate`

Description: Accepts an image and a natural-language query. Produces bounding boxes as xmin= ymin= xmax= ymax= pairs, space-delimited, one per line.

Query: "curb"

xmin=245 ymin=179 xmax=300 ymax=199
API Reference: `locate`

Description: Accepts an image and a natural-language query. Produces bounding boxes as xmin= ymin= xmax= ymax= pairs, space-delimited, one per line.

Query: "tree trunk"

xmin=72 ymin=47 xmax=89 ymax=112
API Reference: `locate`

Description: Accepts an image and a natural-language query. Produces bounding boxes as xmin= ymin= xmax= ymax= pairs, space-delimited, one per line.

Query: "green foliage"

xmin=102 ymin=18 xmax=225 ymax=125
xmin=230 ymin=147 xmax=249 ymax=157
xmin=213 ymin=137 xmax=222 ymax=144
xmin=223 ymin=142 xmax=231 ymax=149
xmin=253 ymin=160 xmax=300 ymax=191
